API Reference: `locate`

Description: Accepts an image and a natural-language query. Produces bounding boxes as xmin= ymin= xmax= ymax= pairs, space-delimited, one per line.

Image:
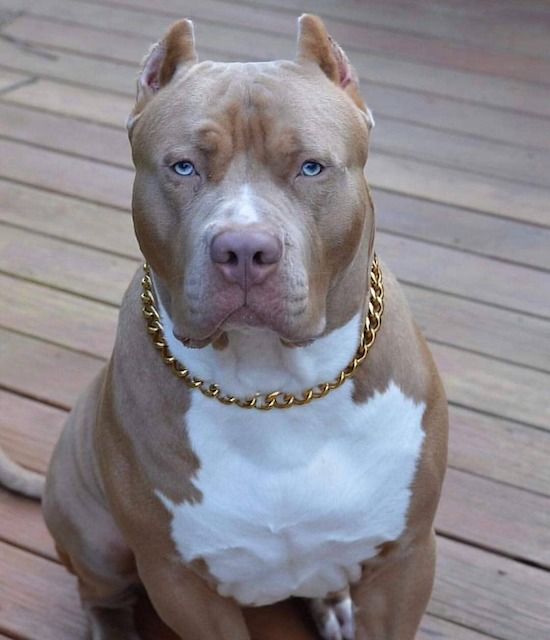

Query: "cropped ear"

xmin=127 ymin=19 xmax=198 ymax=135
xmin=297 ymin=14 xmax=374 ymax=130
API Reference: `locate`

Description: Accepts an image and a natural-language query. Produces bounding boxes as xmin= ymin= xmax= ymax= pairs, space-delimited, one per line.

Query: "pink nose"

xmin=210 ymin=230 xmax=282 ymax=289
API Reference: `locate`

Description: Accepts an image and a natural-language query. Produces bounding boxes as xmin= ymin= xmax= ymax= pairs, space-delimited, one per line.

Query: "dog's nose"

xmin=210 ymin=230 xmax=282 ymax=289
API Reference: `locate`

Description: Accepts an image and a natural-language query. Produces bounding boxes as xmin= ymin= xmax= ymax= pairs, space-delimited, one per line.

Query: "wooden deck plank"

xmin=0 ymin=138 xmax=133 ymax=209
xmin=375 ymin=191 xmax=550 ymax=272
xmin=2 ymin=1 xmax=550 ymax=117
xmin=0 ymin=180 xmax=138 ymax=259
xmin=4 ymin=3 xmax=549 ymax=93
xmin=3 ymin=312 xmax=546 ymax=439
xmin=3 ymin=450 xmax=548 ymax=570
xmin=432 ymin=343 xmax=550 ymax=431
xmin=0 ymin=69 xmax=30 ymax=92
xmin=0 ymin=225 xmax=139 ymax=304
xmin=0 ymin=101 xmax=131 ymax=168
xmin=0 ymin=490 xmax=55 ymax=559
xmin=0 ymin=274 xmax=119 ymax=358
xmin=437 ymin=468 xmax=550 ymax=568
xmin=239 ymin=0 xmax=550 ymax=60
xmin=372 ymin=119 xmax=550 ymax=189
xmin=369 ymin=154 xmax=550 ymax=227
xmin=2 ymin=103 xmax=549 ymax=275
xmin=3 ymin=79 xmax=132 ymax=129
xmin=0 ymin=538 xmax=87 ymax=639
xmin=378 ymin=234 xmax=550 ymax=319
xmin=368 ymin=84 xmax=550 ymax=153
xmin=89 ymin=0 xmax=550 ymax=85
xmin=432 ymin=537 xmax=550 ymax=639
xmin=404 ymin=284 xmax=550 ymax=373
xmin=0 ymin=329 xmax=104 ymax=409
xmin=449 ymin=407 xmax=550 ymax=497
xmin=0 ymin=390 xmax=64 ymax=475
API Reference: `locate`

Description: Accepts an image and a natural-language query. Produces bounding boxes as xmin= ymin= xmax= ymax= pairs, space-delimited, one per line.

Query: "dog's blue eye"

xmin=172 ymin=161 xmax=196 ymax=176
xmin=300 ymin=161 xmax=324 ymax=177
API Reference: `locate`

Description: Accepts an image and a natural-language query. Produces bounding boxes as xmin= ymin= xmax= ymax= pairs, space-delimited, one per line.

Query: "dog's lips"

xmin=172 ymin=303 xmax=321 ymax=349
xmin=172 ymin=307 xmax=269 ymax=347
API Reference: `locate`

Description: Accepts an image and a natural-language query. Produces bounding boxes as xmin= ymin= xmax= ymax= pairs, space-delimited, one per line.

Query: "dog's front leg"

xmin=351 ymin=530 xmax=437 ymax=640
xmin=137 ymin=555 xmax=250 ymax=640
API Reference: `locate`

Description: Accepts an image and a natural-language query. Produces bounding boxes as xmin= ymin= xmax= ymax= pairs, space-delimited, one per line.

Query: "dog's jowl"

xmin=33 ymin=14 xmax=448 ymax=640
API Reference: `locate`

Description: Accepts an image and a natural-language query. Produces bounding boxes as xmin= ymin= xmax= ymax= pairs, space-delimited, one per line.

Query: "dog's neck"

xmin=153 ymin=276 xmax=365 ymax=400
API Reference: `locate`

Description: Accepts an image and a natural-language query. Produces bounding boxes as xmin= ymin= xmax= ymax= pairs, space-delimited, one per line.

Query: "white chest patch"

xmin=157 ymin=378 xmax=426 ymax=606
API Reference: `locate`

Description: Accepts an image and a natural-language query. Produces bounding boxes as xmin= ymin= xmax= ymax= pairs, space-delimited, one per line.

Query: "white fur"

xmin=156 ymin=307 xmax=426 ymax=607
xmin=221 ymin=183 xmax=260 ymax=225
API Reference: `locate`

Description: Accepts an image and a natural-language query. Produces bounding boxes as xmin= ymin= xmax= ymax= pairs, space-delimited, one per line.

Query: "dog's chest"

xmin=158 ymin=381 xmax=425 ymax=606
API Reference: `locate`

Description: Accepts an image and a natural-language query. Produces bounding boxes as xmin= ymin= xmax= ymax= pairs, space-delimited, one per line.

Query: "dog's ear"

xmin=296 ymin=14 xmax=374 ymax=130
xmin=127 ymin=19 xmax=198 ymax=135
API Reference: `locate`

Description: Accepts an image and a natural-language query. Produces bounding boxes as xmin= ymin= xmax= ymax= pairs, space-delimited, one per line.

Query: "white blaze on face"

xmin=228 ymin=184 xmax=261 ymax=225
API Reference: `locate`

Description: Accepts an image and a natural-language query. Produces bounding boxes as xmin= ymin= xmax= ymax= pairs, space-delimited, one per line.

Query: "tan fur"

xmin=42 ymin=15 xmax=448 ymax=640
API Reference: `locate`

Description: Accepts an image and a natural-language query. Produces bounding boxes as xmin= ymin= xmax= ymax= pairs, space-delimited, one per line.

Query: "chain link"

xmin=141 ymin=255 xmax=384 ymax=410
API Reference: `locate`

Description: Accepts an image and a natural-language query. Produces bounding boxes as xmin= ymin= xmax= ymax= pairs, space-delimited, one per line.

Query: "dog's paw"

xmin=309 ymin=589 xmax=355 ymax=640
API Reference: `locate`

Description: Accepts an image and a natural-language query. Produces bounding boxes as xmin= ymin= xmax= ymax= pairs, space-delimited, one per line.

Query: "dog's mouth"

xmin=173 ymin=304 xmax=321 ymax=349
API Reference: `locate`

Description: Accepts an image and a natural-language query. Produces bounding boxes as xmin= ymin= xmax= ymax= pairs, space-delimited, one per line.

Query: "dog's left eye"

xmin=300 ymin=161 xmax=324 ymax=177
xmin=172 ymin=161 xmax=197 ymax=176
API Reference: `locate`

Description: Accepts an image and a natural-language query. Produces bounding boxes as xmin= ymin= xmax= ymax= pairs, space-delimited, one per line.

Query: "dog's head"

xmin=128 ymin=15 xmax=375 ymax=348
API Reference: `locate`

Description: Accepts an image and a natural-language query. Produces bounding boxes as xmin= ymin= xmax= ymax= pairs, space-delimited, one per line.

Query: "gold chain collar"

xmin=140 ymin=255 xmax=384 ymax=410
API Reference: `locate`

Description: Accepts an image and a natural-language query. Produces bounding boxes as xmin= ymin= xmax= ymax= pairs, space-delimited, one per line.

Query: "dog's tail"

xmin=0 ymin=446 xmax=44 ymax=499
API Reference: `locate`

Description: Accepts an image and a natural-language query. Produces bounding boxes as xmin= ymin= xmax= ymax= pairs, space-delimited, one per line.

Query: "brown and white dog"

xmin=2 ymin=15 xmax=448 ymax=640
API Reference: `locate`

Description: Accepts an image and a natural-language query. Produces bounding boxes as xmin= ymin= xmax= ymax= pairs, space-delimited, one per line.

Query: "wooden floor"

xmin=0 ymin=0 xmax=549 ymax=638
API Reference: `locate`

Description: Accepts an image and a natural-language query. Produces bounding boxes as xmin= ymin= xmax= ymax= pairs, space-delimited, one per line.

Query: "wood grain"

xmin=432 ymin=537 xmax=550 ymax=639
xmin=0 ymin=328 xmax=104 ymax=409
xmin=0 ymin=101 xmax=131 ymax=168
xmin=89 ymin=0 xmax=550 ymax=85
xmin=432 ymin=342 xmax=550 ymax=431
xmin=0 ymin=138 xmax=133 ymax=209
xmin=3 ymin=79 xmax=133 ymax=128
xmin=0 ymin=180 xmax=138 ymax=259
xmin=437 ymin=468 xmax=550 ymax=567
xmin=448 ymin=406 xmax=550 ymax=497
xmin=4 ymin=0 xmax=550 ymax=116
xmin=0 ymin=69 xmax=30 ymax=92
xmin=237 ymin=0 xmax=550 ymax=61
xmin=0 ymin=273 xmax=118 ymax=357
xmin=375 ymin=190 xmax=550 ymax=272
xmin=0 ymin=225 xmax=139 ymax=304
xmin=0 ymin=389 xmax=64 ymax=474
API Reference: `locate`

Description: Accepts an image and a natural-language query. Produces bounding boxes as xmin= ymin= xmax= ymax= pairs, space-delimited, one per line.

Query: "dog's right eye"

xmin=172 ymin=161 xmax=197 ymax=176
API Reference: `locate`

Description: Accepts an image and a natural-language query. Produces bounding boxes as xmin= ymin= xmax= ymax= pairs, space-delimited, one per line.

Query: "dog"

xmin=2 ymin=14 xmax=448 ymax=639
